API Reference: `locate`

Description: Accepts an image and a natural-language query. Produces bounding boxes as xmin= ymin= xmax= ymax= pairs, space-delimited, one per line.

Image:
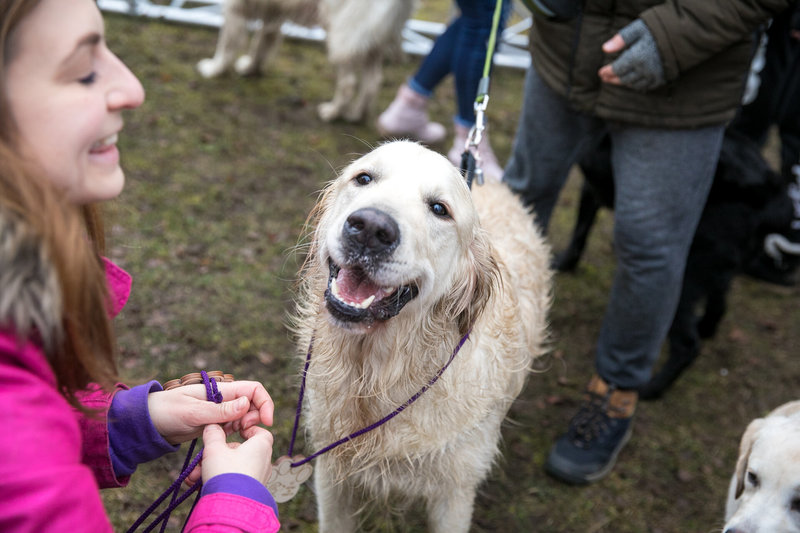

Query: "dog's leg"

xmin=426 ymin=487 xmax=476 ymax=533
xmin=697 ymin=274 xmax=732 ymax=339
xmin=196 ymin=0 xmax=249 ymax=78
xmin=340 ymin=51 xmax=383 ymax=123
xmin=639 ymin=300 xmax=701 ymax=400
xmin=314 ymin=459 xmax=358 ymax=533
xmin=553 ymin=180 xmax=602 ymax=272
xmin=235 ymin=19 xmax=284 ymax=76
xmin=318 ymin=62 xmax=358 ymax=122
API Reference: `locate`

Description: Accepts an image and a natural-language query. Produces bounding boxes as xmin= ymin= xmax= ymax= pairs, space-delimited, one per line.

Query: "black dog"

xmin=554 ymin=129 xmax=800 ymax=400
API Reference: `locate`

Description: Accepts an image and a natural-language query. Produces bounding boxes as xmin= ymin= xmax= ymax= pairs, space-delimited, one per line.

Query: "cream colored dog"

xmin=724 ymin=400 xmax=800 ymax=533
xmin=196 ymin=0 xmax=414 ymax=123
xmin=292 ymin=141 xmax=552 ymax=532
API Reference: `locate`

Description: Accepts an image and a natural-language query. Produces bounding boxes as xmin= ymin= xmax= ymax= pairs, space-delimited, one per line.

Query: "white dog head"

xmin=724 ymin=400 xmax=800 ymax=533
xmin=308 ymin=141 xmax=498 ymax=335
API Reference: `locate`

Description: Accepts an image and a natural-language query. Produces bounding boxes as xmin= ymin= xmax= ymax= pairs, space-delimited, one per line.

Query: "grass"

xmin=100 ymin=8 xmax=799 ymax=533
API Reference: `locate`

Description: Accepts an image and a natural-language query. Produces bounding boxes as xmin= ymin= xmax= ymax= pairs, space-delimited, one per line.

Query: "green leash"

xmin=460 ymin=0 xmax=504 ymax=188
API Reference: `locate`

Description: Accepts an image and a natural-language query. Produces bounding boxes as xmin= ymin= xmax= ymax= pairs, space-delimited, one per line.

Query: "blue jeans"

xmin=408 ymin=0 xmax=509 ymax=128
xmin=504 ymin=66 xmax=725 ymax=388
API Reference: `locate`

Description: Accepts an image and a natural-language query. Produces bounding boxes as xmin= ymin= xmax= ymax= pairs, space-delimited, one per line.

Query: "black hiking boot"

xmin=545 ymin=375 xmax=637 ymax=484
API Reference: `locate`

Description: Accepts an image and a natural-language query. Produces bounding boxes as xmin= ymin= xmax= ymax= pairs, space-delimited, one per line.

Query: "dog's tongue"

xmin=337 ymin=267 xmax=386 ymax=304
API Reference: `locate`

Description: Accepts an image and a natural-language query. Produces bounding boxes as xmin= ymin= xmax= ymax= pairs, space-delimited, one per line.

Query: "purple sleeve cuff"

xmin=108 ymin=381 xmax=179 ymax=477
xmin=202 ymin=473 xmax=279 ymax=518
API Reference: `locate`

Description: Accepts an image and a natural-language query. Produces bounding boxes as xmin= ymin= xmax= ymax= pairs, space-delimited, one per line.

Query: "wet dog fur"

xmin=291 ymin=141 xmax=552 ymax=532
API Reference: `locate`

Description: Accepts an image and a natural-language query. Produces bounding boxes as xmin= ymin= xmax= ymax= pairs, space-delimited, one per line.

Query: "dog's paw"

xmin=196 ymin=58 xmax=225 ymax=79
xmin=234 ymin=55 xmax=259 ymax=76
xmin=317 ymin=102 xmax=341 ymax=122
xmin=341 ymin=106 xmax=366 ymax=123
xmin=267 ymin=455 xmax=313 ymax=503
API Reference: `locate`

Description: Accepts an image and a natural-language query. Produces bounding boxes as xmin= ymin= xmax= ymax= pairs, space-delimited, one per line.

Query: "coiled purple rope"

xmin=127 ymin=370 xmax=222 ymax=533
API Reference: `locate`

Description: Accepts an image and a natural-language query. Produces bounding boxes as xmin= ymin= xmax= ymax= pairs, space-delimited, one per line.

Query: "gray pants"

xmin=504 ymin=66 xmax=725 ymax=388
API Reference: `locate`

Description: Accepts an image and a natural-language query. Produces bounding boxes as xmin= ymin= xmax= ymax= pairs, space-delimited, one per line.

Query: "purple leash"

xmin=127 ymin=370 xmax=223 ymax=533
xmin=286 ymin=328 xmax=472 ymax=467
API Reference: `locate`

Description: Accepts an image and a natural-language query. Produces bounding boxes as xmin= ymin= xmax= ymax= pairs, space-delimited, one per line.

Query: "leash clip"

xmin=467 ymin=92 xmax=489 ymax=149
xmin=462 ymin=114 xmax=487 ymax=187
xmin=462 ymin=91 xmax=490 ymax=187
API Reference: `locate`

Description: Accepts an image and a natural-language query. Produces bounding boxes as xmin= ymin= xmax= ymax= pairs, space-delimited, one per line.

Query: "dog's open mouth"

xmin=324 ymin=259 xmax=419 ymax=324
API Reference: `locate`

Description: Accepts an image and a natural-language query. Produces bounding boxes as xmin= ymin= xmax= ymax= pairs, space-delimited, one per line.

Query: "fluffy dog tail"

xmin=322 ymin=0 xmax=415 ymax=65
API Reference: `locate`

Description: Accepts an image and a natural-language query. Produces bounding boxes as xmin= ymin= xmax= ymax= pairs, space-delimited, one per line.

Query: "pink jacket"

xmin=0 ymin=259 xmax=280 ymax=532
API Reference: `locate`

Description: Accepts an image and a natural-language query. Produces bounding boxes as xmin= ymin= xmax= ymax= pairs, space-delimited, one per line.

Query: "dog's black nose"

xmin=343 ymin=208 xmax=399 ymax=256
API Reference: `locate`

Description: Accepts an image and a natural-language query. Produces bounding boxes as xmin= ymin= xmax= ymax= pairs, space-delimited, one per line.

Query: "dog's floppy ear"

xmin=768 ymin=399 xmax=800 ymax=419
xmin=734 ymin=417 xmax=765 ymax=499
xmin=447 ymin=228 xmax=501 ymax=336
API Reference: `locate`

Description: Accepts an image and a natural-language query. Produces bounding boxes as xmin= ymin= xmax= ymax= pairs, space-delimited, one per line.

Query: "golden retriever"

xmin=196 ymin=0 xmax=414 ymax=123
xmin=292 ymin=141 xmax=552 ymax=532
xmin=724 ymin=400 xmax=800 ymax=533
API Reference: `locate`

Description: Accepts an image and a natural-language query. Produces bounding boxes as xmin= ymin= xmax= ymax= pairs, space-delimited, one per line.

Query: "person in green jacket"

xmin=503 ymin=0 xmax=792 ymax=485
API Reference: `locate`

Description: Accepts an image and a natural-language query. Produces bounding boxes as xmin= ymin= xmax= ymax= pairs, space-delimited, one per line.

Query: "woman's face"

xmin=6 ymin=0 xmax=145 ymax=204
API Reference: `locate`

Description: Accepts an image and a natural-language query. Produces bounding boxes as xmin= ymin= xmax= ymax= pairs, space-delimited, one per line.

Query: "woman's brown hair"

xmin=1 ymin=0 xmax=118 ymax=407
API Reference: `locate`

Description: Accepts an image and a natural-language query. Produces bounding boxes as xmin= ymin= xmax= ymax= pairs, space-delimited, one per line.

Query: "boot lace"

xmin=568 ymin=389 xmax=626 ymax=446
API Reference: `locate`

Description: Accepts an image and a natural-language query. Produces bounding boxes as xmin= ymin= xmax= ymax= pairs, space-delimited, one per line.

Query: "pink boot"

xmin=447 ymin=123 xmax=504 ymax=182
xmin=376 ymin=85 xmax=446 ymax=144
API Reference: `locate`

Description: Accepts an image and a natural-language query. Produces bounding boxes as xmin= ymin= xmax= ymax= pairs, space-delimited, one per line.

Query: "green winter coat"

xmin=530 ymin=0 xmax=791 ymax=128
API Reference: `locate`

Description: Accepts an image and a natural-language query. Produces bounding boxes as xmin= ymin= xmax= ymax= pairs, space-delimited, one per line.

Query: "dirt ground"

xmin=100 ymin=9 xmax=800 ymax=533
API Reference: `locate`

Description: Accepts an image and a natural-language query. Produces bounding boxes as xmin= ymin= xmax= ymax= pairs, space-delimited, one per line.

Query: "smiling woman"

xmin=5 ymin=0 xmax=144 ymax=204
xmin=0 ymin=0 xmax=280 ymax=531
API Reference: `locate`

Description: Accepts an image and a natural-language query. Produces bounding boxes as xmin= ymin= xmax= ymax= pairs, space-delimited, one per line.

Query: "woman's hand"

xmin=147 ymin=380 xmax=274 ymax=445
xmin=197 ymin=424 xmax=274 ymax=486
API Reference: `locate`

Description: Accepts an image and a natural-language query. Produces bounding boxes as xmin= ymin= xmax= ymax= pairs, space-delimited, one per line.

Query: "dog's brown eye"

xmin=429 ymin=202 xmax=449 ymax=218
xmin=746 ymin=471 xmax=759 ymax=488
xmin=792 ymin=498 xmax=800 ymax=513
xmin=354 ymin=173 xmax=373 ymax=186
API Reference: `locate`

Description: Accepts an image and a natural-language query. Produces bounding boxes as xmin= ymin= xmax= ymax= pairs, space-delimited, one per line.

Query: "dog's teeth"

xmin=344 ymin=295 xmax=375 ymax=309
xmin=330 ymin=275 xmax=375 ymax=309
xmin=358 ymin=295 xmax=375 ymax=309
